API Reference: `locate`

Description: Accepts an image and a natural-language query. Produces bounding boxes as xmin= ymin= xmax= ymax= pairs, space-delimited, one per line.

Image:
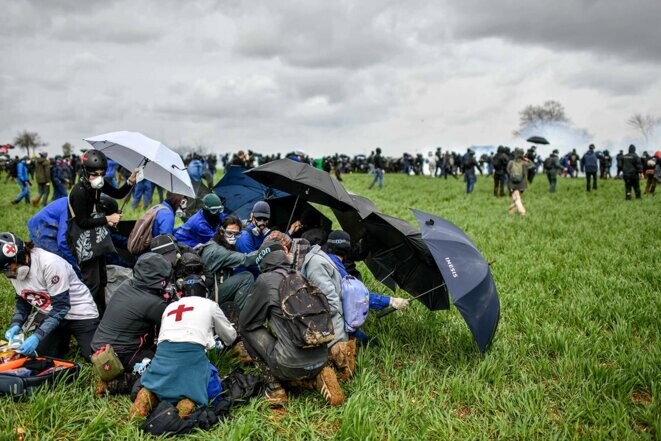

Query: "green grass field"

xmin=0 ymin=172 xmax=659 ymax=440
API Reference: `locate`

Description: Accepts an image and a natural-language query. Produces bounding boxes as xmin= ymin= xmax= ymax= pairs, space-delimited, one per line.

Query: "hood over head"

xmin=131 ymin=252 xmax=172 ymax=292
xmin=255 ymin=238 xmax=290 ymax=273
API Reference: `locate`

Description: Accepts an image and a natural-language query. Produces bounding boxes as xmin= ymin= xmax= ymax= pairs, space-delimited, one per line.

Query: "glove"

xmin=389 ymin=297 xmax=410 ymax=310
xmin=17 ymin=334 xmax=40 ymax=355
xmin=4 ymin=325 xmax=21 ymax=342
xmin=214 ymin=340 xmax=224 ymax=352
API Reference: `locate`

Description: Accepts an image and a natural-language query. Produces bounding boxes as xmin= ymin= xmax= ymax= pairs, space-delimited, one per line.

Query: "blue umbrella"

xmin=213 ymin=166 xmax=287 ymax=219
xmin=411 ymin=209 xmax=500 ymax=353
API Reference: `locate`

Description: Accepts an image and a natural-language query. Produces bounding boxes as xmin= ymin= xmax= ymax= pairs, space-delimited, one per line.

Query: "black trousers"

xmin=586 ymin=172 xmax=597 ymax=191
xmin=80 ymin=255 xmax=108 ymax=317
xmin=547 ymin=173 xmax=557 ymax=193
xmin=38 ymin=318 xmax=100 ymax=362
xmin=493 ymin=173 xmax=506 ymax=196
xmin=242 ymin=328 xmax=322 ymax=382
xmin=624 ymin=175 xmax=641 ymax=199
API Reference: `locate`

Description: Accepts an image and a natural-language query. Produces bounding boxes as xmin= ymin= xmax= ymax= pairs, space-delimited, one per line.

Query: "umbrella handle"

xmin=376 ymin=306 xmax=397 ymax=318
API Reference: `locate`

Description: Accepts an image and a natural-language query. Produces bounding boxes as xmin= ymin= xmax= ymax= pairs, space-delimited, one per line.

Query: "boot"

xmin=314 ymin=366 xmax=344 ymax=406
xmin=31 ymin=198 xmax=39 ymax=207
xmin=128 ymin=387 xmax=158 ymax=418
xmin=96 ymin=373 xmax=134 ymax=396
xmin=329 ymin=339 xmax=357 ymax=382
xmin=95 ymin=379 xmax=109 ymax=397
xmin=10 ymin=200 xmax=17 ymax=205
xmin=176 ymin=398 xmax=196 ymax=418
xmin=264 ymin=382 xmax=288 ymax=407
xmin=231 ymin=340 xmax=253 ymax=364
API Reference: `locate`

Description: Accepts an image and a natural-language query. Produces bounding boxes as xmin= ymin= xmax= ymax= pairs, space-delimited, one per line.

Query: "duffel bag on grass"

xmin=0 ymin=356 xmax=80 ymax=396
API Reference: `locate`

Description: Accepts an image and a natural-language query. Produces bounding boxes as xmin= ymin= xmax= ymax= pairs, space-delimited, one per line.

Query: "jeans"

xmin=368 ymin=169 xmax=384 ymax=189
xmin=52 ymin=181 xmax=68 ymax=201
xmin=15 ymin=181 xmax=31 ymax=204
xmin=465 ymin=174 xmax=476 ymax=193
xmin=132 ymin=181 xmax=154 ymax=209
xmin=547 ymin=173 xmax=557 ymax=193
xmin=38 ymin=317 xmax=100 ymax=362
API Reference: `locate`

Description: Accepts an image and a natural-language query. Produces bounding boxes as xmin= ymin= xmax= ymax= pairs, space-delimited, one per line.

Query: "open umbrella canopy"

xmin=244 ymin=159 xmax=356 ymax=212
xmin=265 ymin=195 xmax=332 ymax=234
xmin=361 ymin=211 xmax=450 ymax=311
xmin=412 ymin=209 xmax=500 ymax=353
xmin=526 ymin=136 xmax=549 ymax=145
xmin=84 ymin=131 xmax=195 ymax=197
xmin=213 ymin=166 xmax=288 ymax=220
xmin=332 ymin=193 xmax=379 ymax=245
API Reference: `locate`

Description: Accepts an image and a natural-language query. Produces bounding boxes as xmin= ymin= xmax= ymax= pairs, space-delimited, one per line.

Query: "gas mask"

xmin=175 ymin=208 xmax=185 ymax=218
xmin=6 ymin=264 xmax=30 ymax=281
xmin=251 ymin=216 xmax=270 ymax=236
xmin=222 ymin=229 xmax=241 ymax=245
xmin=90 ymin=176 xmax=105 ymax=189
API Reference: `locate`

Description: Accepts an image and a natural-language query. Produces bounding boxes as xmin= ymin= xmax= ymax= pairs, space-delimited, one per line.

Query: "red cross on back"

xmin=167 ymin=304 xmax=194 ymax=321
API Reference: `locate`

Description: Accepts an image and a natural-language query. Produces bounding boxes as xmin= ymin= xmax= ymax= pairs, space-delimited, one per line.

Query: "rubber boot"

xmin=329 ymin=339 xmax=357 ymax=382
xmin=231 ymin=340 xmax=253 ymax=365
xmin=176 ymin=398 xmax=196 ymax=418
xmin=315 ymin=366 xmax=344 ymax=406
xmin=264 ymin=382 xmax=288 ymax=407
xmin=129 ymin=387 xmax=158 ymax=418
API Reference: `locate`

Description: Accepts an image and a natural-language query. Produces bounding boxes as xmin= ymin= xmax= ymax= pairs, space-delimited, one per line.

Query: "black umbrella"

xmin=411 ymin=209 xmax=500 ymax=353
xmin=332 ymin=193 xmax=379 ymax=246
xmin=265 ymin=195 xmax=332 ymax=235
xmin=244 ymin=159 xmax=356 ymax=212
xmin=526 ymin=136 xmax=549 ymax=145
xmin=360 ymin=211 xmax=450 ymax=310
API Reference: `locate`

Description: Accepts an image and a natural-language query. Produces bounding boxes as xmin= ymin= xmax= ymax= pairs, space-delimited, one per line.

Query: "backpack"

xmin=9 ymin=160 xmax=18 ymax=178
xmin=275 ymin=268 xmax=334 ymax=348
xmin=584 ymin=153 xmax=598 ymax=170
xmin=340 ymin=275 xmax=369 ymax=333
xmin=127 ymin=205 xmax=167 ymax=255
xmin=510 ymin=160 xmax=524 ymax=184
xmin=543 ymin=156 xmax=554 ymax=171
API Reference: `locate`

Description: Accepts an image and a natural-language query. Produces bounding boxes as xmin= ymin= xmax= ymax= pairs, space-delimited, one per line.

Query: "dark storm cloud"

xmin=446 ymin=0 xmax=661 ymax=63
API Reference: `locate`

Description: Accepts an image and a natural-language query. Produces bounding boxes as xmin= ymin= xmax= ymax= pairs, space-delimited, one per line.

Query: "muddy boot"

xmin=329 ymin=339 xmax=357 ymax=382
xmin=264 ymin=382 xmax=288 ymax=407
xmin=129 ymin=387 xmax=158 ymax=418
xmin=95 ymin=379 xmax=109 ymax=397
xmin=315 ymin=366 xmax=344 ymax=406
xmin=287 ymin=378 xmax=316 ymax=391
xmin=231 ymin=340 xmax=253 ymax=365
xmin=176 ymin=398 xmax=196 ymax=418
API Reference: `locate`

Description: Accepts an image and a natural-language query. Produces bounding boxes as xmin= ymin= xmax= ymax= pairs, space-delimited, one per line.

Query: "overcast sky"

xmin=1 ymin=0 xmax=660 ymax=157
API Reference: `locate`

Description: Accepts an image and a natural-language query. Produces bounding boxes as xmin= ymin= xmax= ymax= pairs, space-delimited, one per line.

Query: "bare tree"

xmin=514 ymin=100 xmax=570 ymax=136
xmin=13 ymin=130 xmax=46 ymax=157
xmin=62 ymin=142 xmax=73 ymax=157
xmin=627 ymin=113 xmax=660 ymax=146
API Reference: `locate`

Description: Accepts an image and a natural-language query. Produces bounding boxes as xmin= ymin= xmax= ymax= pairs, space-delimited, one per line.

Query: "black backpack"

xmin=275 ymin=268 xmax=334 ymax=348
xmin=543 ymin=156 xmax=555 ymax=171
xmin=9 ymin=160 xmax=18 ymax=178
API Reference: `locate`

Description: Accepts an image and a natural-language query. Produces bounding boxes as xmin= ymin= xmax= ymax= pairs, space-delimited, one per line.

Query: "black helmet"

xmin=98 ymin=195 xmax=119 ymax=215
xmin=181 ymin=274 xmax=208 ymax=298
xmin=174 ymin=252 xmax=203 ymax=280
xmin=81 ymin=149 xmax=108 ymax=174
xmin=324 ymin=230 xmax=351 ymax=256
xmin=0 ymin=232 xmax=26 ymax=270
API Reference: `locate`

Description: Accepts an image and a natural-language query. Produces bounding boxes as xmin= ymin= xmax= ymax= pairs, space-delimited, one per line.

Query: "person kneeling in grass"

xmin=130 ymin=274 xmax=237 ymax=418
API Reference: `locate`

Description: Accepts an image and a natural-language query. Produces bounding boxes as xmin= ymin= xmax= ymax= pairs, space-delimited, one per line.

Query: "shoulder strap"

xmin=67 ymin=197 xmax=75 ymax=218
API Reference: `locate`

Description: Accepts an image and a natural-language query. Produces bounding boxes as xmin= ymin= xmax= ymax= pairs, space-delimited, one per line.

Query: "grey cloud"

xmin=231 ymin=1 xmax=404 ymax=69
xmin=560 ymin=61 xmax=661 ymax=96
xmin=445 ymin=0 xmax=661 ymax=63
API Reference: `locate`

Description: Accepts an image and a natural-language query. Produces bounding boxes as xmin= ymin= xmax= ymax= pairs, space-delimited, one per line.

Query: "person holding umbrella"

xmin=67 ymin=149 xmax=138 ymax=317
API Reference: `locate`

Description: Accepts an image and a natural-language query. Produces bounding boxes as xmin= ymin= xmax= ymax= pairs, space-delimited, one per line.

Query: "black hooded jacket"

xmin=91 ymin=253 xmax=172 ymax=359
xmin=239 ymin=242 xmax=328 ymax=370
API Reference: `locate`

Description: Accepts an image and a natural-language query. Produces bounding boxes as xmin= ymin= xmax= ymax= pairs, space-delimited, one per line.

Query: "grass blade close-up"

xmin=0 ymin=172 xmax=659 ymax=440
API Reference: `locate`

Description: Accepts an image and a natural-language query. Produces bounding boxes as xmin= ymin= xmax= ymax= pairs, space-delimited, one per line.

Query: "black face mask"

xmin=202 ymin=209 xmax=221 ymax=227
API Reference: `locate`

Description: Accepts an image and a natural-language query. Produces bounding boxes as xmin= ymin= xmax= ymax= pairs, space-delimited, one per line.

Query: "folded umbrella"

xmin=84 ymin=131 xmax=195 ymax=197
xmin=412 ymin=209 xmax=500 ymax=353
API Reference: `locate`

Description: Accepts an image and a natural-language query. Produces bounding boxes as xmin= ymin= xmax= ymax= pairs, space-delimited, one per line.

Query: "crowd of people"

xmin=1 ymin=148 xmax=415 ymax=432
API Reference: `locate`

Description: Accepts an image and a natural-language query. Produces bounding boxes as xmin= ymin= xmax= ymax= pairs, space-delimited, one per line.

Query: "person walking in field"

xmin=621 ymin=144 xmax=643 ymax=200
xmin=368 ymin=147 xmax=385 ymax=189
xmin=11 ymin=156 xmax=31 ymax=205
xmin=32 ymin=152 xmax=51 ymax=207
xmin=580 ymin=144 xmax=599 ymax=192
xmin=543 ymin=149 xmax=564 ymax=193
xmin=506 ymin=148 xmax=533 ymax=216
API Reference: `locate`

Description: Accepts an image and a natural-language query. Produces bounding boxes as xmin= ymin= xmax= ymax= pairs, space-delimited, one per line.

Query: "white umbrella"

xmin=84 ymin=131 xmax=195 ymax=197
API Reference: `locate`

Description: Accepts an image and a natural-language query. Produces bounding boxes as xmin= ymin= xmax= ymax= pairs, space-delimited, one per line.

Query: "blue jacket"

xmin=27 ymin=198 xmax=78 ymax=270
xmin=17 ymin=161 xmax=29 ymax=183
xmin=235 ymin=224 xmax=268 ymax=254
xmin=174 ymin=210 xmax=223 ymax=248
xmin=152 ymin=201 xmax=176 ymax=237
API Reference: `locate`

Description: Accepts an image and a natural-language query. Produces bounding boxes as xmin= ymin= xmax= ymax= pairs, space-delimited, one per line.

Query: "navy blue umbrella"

xmin=412 ymin=209 xmax=500 ymax=353
xmin=213 ymin=166 xmax=287 ymax=220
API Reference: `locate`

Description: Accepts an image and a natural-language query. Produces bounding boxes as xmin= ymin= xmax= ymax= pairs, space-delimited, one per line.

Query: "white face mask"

xmin=90 ymin=176 xmax=104 ymax=189
xmin=225 ymin=235 xmax=237 ymax=245
xmin=175 ymin=208 xmax=185 ymax=218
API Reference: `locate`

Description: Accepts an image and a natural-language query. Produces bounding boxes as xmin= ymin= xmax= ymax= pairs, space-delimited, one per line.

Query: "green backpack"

xmin=510 ymin=161 xmax=524 ymax=184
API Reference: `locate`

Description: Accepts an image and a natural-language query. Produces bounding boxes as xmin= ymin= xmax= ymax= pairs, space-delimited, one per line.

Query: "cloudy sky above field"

xmin=1 ymin=0 xmax=660 ymax=157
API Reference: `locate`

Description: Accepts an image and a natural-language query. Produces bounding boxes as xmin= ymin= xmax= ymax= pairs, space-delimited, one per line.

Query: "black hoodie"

xmin=239 ymin=240 xmax=328 ymax=370
xmin=91 ymin=253 xmax=172 ymax=361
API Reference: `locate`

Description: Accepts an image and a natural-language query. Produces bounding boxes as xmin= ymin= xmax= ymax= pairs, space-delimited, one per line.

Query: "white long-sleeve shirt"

xmin=157 ymin=296 xmax=237 ymax=350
